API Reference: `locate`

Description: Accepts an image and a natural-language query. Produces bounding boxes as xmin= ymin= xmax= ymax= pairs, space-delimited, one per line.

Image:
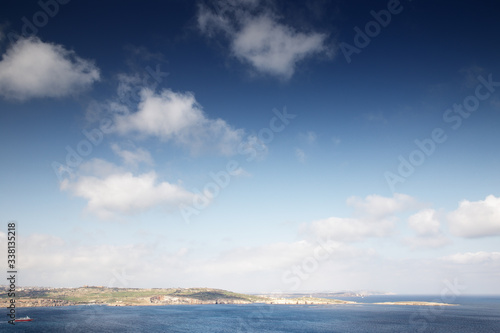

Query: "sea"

xmin=2 ymin=295 xmax=499 ymax=332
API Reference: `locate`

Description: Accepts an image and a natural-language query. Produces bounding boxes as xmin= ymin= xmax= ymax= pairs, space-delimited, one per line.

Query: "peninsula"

xmin=0 ymin=286 xmax=456 ymax=308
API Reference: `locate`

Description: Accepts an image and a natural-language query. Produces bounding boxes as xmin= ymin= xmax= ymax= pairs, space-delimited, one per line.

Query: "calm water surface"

xmin=3 ymin=296 xmax=499 ymax=332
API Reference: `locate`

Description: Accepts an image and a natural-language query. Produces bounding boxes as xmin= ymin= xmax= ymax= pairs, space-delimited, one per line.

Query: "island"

xmin=0 ymin=286 xmax=355 ymax=307
xmin=373 ymin=301 xmax=457 ymax=306
xmin=0 ymin=286 xmax=456 ymax=308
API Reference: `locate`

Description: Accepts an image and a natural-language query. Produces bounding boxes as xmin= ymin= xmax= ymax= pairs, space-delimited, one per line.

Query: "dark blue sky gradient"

xmin=1 ymin=0 xmax=500 ymax=292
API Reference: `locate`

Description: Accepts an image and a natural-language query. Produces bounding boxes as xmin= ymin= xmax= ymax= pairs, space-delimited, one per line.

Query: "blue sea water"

xmin=2 ymin=296 xmax=499 ymax=332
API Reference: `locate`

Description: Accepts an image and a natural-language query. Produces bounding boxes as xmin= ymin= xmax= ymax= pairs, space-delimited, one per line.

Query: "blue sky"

xmin=1 ymin=0 xmax=500 ymax=294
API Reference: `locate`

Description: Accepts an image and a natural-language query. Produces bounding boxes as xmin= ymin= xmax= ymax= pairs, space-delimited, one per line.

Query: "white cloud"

xmin=346 ymin=193 xmax=419 ymax=219
xmin=230 ymin=166 xmax=251 ymax=177
xmin=194 ymin=241 xmax=316 ymax=275
xmin=61 ymin=159 xmax=203 ymax=219
xmin=197 ymin=0 xmax=328 ymax=79
xmin=237 ymin=134 xmax=269 ymax=160
xmin=447 ymin=195 xmax=500 ymax=238
xmin=197 ymin=0 xmax=260 ymax=36
xmin=405 ymin=209 xmax=450 ymax=249
xmin=3 ymin=224 xmax=499 ymax=293
xmin=295 ymin=148 xmax=306 ymax=163
xmin=190 ymin=239 xmax=365 ymax=277
xmin=113 ymin=88 xmax=244 ymax=155
xmin=306 ymin=216 xmax=395 ymax=242
xmin=0 ymin=37 xmax=99 ymax=100
xmin=303 ymin=193 xmax=419 ymax=242
xmin=0 ymin=231 xmax=370 ymax=291
xmin=76 ymin=158 xmax=121 ymax=178
xmin=111 ymin=143 xmax=153 ymax=167
xmin=1 ymin=232 xmax=186 ymax=288
xmin=408 ymin=209 xmax=441 ymax=237
xmin=232 ymin=15 xmax=326 ymax=79
xmin=442 ymin=251 xmax=500 ymax=265
xmin=299 ymin=131 xmax=317 ymax=145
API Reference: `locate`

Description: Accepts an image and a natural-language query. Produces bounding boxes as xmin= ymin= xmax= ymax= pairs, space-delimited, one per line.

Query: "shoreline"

xmin=373 ymin=301 xmax=457 ymax=306
xmin=0 ymin=286 xmax=458 ymax=309
xmin=2 ymin=299 xmax=458 ymax=308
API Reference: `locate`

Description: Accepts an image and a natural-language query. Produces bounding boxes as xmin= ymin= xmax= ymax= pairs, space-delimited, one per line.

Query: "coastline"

xmin=1 ymin=297 xmax=357 ymax=308
xmin=373 ymin=301 xmax=457 ymax=306
xmin=1 ymin=298 xmax=457 ymax=309
xmin=0 ymin=286 xmax=458 ymax=308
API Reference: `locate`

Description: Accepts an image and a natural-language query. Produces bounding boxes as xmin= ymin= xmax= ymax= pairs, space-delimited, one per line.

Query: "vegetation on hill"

xmin=0 ymin=286 xmax=275 ymax=306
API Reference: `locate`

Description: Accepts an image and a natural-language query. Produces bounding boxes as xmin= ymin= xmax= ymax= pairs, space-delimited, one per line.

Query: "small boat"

xmin=15 ymin=316 xmax=33 ymax=322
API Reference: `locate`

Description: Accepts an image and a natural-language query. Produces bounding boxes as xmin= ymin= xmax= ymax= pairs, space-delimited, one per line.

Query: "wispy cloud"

xmin=0 ymin=232 xmax=187 ymax=287
xmin=362 ymin=111 xmax=388 ymax=124
xmin=295 ymin=148 xmax=306 ymax=163
xmin=302 ymin=193 xmax=420 ymax=242
xmin=459 ymin=65 xmax=485 ymax=88
xmin=110 ymin=143 xmax=153 ymax=168
xmin=442 ymin=251 xmax=500 ymax=265
xmin=0 ymin=37 xmax=99 ymax=101
xmin=299 ymin=131 xmax=317 ymax=144
xmin=197 ymin=0 xmax=328 ymax=79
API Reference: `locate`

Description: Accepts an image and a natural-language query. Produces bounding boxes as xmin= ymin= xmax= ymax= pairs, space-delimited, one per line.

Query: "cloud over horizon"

xmin=303 ymin=193 xmax=420 ymax=242
xmin=442 ymin=251 xmax=500 ymax=265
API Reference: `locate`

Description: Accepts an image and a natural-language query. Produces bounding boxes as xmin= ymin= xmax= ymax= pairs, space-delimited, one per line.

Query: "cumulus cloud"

xmin=405 ymin=208 xmax=450 ymax=248
xmin=112 ymin=88 xmax=245 ymax=155
xmin=303 ymin=193 xmax=420 ymax=242
xmin=197 ymin=0 xmax=328 ymax=79
xmin=231 ymin=15 xmax=326 ymax=79
xmin=0 ymin=37 xmax=99 ymax=100
xmin=408 ymin=209 xmax=441 ymax=237
xmin=447 ymin=195 xmax=500 ymax=238
xmin=61 ymin=159 xmax=204 ymax=219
